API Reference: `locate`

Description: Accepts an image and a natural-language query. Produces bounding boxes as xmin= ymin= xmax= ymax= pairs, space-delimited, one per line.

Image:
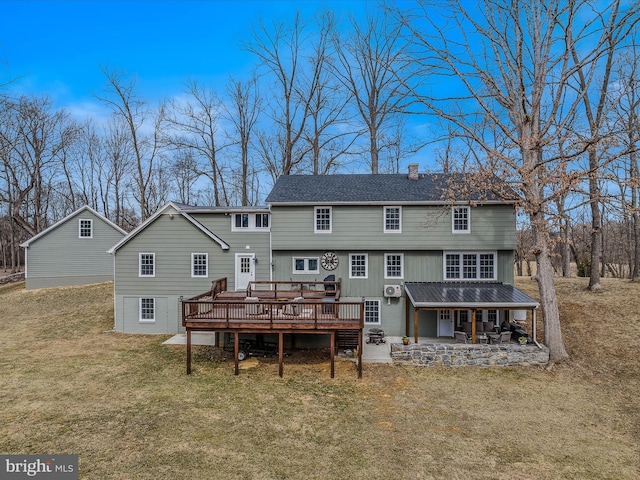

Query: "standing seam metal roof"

xmin=404 ymin=282 xmax=539 ymax=309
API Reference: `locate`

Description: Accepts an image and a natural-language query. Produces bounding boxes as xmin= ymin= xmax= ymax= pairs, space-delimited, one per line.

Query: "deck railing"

xmin=182 ymin=298 xmax=363 ymax=330
xmin=246 ymin=279 xmax=341 ymax=300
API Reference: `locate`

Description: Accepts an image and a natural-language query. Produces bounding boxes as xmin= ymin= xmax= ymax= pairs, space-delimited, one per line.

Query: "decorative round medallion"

xmin=321 ymin=251 xmax=339 ymax=271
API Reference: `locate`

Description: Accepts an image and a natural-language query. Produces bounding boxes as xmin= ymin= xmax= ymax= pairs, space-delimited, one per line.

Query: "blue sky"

xmin=1 ymin=0 xmax=372 ymax=114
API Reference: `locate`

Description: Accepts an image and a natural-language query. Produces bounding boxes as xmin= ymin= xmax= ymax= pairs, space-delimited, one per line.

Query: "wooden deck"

xmin=181 ymin=278 xmax=364 ymax=378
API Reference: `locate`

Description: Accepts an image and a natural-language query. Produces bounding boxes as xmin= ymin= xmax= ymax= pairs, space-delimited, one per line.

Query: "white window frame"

xmin=349 ymin=253 xmax=368 ymax=279
xmin=452 ymin=206 xmax=470 ymax=234
xmin=364 ymin=299 xmax=381 ymax=325
xmin=231 ymin=212 xmax=270 ymax=232
xmin=444 ymin=251 xmax=497 ymax=281
xmin=78 ymin=218 xmax=93 ymax=238
xmin=383 ymin=206 xmax=402 ymax=233
xmin=292 ymin=257 xmax=320 ymax=274
xmin=255 ymin=213 xmax=269 ymax=229
xmin=384 ymin=253 xmax=404 ymax=279
xmin=314 ymin=206 xmax=332 ymax=233
xmin=139 ymin=253 xmax=155 ymax=277
xmin=139 ymin=298 xmax=155 ymax=323
xmin=191 ymin=253 xmax=208 ymax=278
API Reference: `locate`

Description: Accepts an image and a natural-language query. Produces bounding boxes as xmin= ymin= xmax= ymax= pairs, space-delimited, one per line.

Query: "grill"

xmin=366 ymin=328 xmax=386 ymax=344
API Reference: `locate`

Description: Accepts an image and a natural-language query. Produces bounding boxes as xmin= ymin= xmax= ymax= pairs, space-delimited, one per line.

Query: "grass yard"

xmin=0 ymin=278 xmax=638 ymax=479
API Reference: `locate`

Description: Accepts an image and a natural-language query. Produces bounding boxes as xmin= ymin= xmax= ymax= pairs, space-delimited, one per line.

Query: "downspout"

xmin=269 ymin=208 xmax=273 ymax=283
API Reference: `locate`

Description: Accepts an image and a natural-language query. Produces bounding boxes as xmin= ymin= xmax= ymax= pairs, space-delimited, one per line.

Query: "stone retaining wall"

xmin=390 ymin=342 xmax=549 ymax=367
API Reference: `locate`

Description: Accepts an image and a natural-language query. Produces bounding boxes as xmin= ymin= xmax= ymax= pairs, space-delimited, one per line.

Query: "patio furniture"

xmin=282 ymin=296 xmax=304 ymax=315
xmin=245 ymin=297 xmax=264 ymax=315
xmin=454 ymin=331 xmax=470 ymax=343
xmin=487 ymin=330 xmax=512 ymax=344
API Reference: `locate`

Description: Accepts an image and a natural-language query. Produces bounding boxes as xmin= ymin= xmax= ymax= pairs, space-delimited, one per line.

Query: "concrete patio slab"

xmin=163 ymin=332 xmax=217 ymax=346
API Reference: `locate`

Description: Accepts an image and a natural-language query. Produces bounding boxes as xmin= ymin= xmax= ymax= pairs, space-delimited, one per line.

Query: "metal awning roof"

xmin=405 ymin=282 xmax=539 ymax=309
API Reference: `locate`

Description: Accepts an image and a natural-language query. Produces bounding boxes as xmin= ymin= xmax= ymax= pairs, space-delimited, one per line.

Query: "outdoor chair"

xmin=454 ymin=331 xmax=470 ymax=343
xmin=488 ymin=330 xmax=512 ymax=344
xmin=245 ymin=297 xmax=264 ymax=315
xmin=283 ymin=296 xmax=304 ymax=316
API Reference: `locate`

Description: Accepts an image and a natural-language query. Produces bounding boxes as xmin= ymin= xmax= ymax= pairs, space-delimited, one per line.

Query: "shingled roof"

xmin=265 ymin=173 xmax=515 ymax=205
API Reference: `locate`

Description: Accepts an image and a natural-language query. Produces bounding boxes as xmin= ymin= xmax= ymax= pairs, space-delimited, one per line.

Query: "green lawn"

xmin=0 ymin=279 xmax=638 ymax=479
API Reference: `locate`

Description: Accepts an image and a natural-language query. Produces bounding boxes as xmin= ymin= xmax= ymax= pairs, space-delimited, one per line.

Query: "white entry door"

xmin=235 ymin=254 xmax=255 ymax=291
xmin=438 ymin=310 xmax=454 ymax=337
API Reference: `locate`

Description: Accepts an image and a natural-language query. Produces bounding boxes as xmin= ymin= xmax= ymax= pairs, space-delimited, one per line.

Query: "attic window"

xmin=79 ymin=219 xmax=93 ymax=238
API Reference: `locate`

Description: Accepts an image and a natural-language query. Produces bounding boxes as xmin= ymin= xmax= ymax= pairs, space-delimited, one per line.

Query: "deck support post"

xmin=413 ymin=309 xmax=419 ymax=344
xmin=405 ymin=293 xmax=410 ymax=337
xmin=278 ymin=332 xmax=284 ymax=378
xmin=358 ymin=329 xmax=363 ymax=378
xmin=471 ymin=309 xmax=477 ymax=344
xmin=330 ymin=331 xmax=335 ymax=378
xmin=187 ymin=329 xmax=192 ymax=374
xmin=234 ymin=333 xmax=239 ymax=375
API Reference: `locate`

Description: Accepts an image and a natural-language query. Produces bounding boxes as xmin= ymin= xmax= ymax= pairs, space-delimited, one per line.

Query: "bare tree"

xmin=103 ymin=116 xmax=134 ymax=228
xmin=0 ymin=95 xmax=75 ymax=236
xmin=567 ymin=0 xmax=640 ymax=289
xmin=610 ymin=40 xmax=640 ymax=280
xmin=165 ymin=79 xmax=229 ymax=206
xmin=224 ymin=76 xmax=261 ymax=205
xmin=97 ymin=68 xmax=164 ymax=221
xmin=395 ymin=0 xmax=639 ymax=363
xmin=332 ymin=8 xmax=413 ymax=173
xmin=301 ymin=11 xmax=358 ymax=175
xmin=245 ymin=12 xmax=318 ymax=178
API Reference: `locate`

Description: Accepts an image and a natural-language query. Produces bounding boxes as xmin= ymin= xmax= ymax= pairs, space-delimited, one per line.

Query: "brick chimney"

xmin=408 ymin=163 xmax=419 ymax=180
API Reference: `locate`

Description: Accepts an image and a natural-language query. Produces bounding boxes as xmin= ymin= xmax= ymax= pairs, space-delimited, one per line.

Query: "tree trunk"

xmin=588 ymin=161 xmax=602 ymax=290
xmin=532 ymin=224 xmax=569 ymax=364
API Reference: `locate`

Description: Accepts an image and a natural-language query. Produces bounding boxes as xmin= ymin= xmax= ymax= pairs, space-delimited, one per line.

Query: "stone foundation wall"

xmin=390 ymin=342 xmax=549 ymax=367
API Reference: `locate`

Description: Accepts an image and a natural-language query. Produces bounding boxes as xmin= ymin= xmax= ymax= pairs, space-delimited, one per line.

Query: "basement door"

xmin=235 ymin=253 xmax=255 ymax=291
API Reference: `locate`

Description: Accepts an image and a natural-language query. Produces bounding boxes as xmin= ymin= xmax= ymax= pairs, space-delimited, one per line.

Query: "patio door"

xmin=235 ymin=253 xmax=255 ymax=291
xmin=438 ymin=310 xmax=454 ymax=337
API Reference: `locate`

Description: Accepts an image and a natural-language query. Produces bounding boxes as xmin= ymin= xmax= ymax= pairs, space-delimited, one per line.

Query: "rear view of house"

xmin=20 ymin=205 xmax=126 ymax=290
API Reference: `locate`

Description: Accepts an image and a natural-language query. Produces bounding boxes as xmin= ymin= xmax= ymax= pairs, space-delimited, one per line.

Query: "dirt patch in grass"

xmin=1 ymin=279 xmax=638 ymax=479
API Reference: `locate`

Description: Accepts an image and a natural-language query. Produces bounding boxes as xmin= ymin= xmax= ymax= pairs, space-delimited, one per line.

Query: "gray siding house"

xmin=20 ymin=205 xmax=127 ymax=290
xmin=111 ymin=167 xmax=533 ymax=338
xmin=108 ymin=202 xmax=271 ymax=333
xmin=265 ymin=169 xmax=518 ymax=338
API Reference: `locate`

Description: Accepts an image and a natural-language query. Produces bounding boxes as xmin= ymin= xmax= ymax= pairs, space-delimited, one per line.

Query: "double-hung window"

xmin=452 ymin=206 xmax=470 ymax=233
xmin=314 ymin=206 xmax=332 ymax=233
xmin=140 ymin=298 xmax=155 ymax=322
xmin=293 ymin=257 xmax=319 ymax=274
xmin=79 ymin=219 xmax=93 ymax=238
xmin=139 ymin=253 xmax=155 ymax=277
xmin=384 ymin=253 xmax=404 ymax=279
xmin=384 ymin=207 xmax=401 ymax=233
xmin=349 ymin=253 xmax=368 ymax=278
xmin=364 ymin=300 xmax=381 ymax=324
xmin=192 ymin=253 xmax=208 ymax=278
xmin=444 ymin=252 xmax=496 ymax=281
